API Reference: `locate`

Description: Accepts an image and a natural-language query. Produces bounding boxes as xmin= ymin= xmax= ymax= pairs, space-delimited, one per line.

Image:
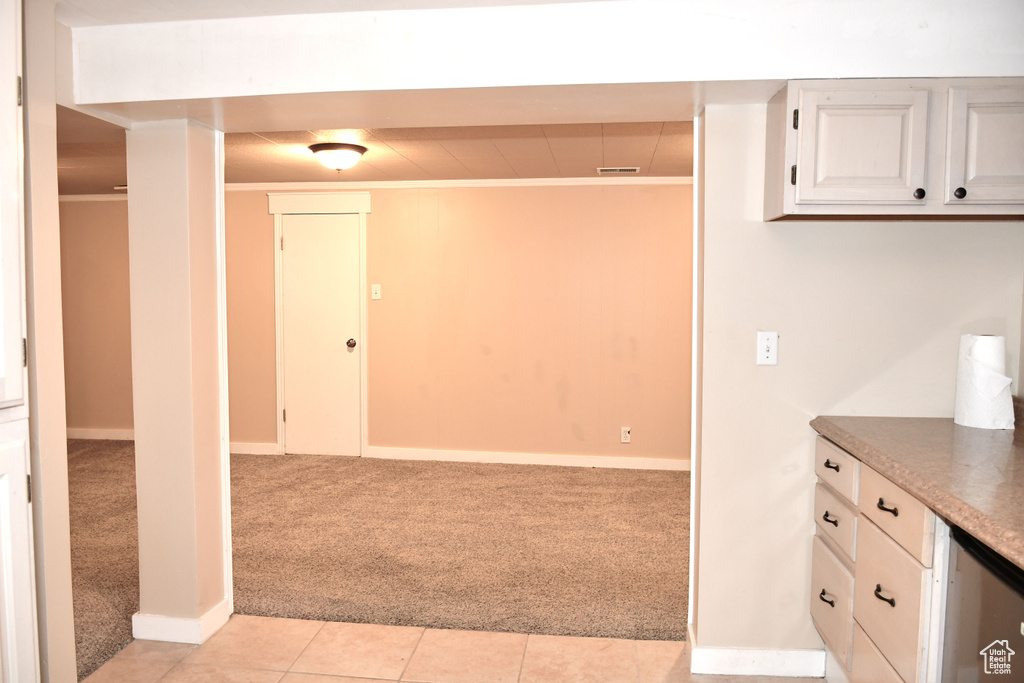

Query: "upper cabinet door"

xmin=0 ymin=0 xmax=24 ymax=411
xmin=945 ymin=87 xmax=1024 ymax=205
xmin=795 ymin=89 xmax=929 ymax=205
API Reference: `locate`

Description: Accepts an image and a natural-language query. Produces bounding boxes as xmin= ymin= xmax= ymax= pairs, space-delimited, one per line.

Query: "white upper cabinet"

xmin=764 ymin=78 xmax=1024 ymax=220
xmin=795 ymin=89 xmax=929 ymax=205
xmin=945 ymin=87 xmax=1024 ymax=205
xmin=0 ymin=0 xmax=24 ymax=412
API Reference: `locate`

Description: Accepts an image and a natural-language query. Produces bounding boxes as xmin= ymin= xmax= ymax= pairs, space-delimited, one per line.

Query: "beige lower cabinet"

xmin=811 ymin=536 xmax=855 ymax=666
xmin=854 ymin=518 xmax=931 ymax=682
xmin=851 ymin=623 xmax=904 ymax=683
xmin=810 ymin=435 xmax=950 ymax=682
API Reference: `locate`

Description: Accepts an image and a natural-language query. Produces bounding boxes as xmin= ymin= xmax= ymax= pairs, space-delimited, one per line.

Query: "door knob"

xmin=346 ymin=339 xmax=357 ymax=349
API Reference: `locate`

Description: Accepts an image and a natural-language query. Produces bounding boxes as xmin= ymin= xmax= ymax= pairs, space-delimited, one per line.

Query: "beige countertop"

xmin=810 ymin=415 xmax=1024 ymax=570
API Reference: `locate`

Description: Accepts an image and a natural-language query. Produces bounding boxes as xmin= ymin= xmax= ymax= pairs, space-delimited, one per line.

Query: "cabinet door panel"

xmin=0 ymin=423 xmax=38 ymax=683
xmin=855 ymin=518 xmax=930 ymax=683
xmin=850 ymin=623 xmax=903 ymax=683
xmin=796 ymin=89 xmax=929 ymax=204
xmin=945 ymin=87 xmax=1024 ymax=204
xmin=0 ymin=0 xmax=24 ymax=410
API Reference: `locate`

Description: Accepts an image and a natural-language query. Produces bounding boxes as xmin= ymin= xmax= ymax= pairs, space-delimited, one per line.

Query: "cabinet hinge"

xmin=792 ymin=109 xmax=798 ymax=130
xmin=22 ymin=338 xmax=26 ymax=367
xmin=282 ymin=409 xmax=286 ymax=423
xmin=27 ymin=474 xmax=31 ymax=503
xmin=790 ymin=165 xmax=797 ymax=186
xmin=280 ymin=236 xmax=284 ymax=250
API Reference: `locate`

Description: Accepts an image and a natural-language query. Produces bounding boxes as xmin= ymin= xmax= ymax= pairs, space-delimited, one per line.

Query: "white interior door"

xmin=282 ymin=213 xmax=361 ymax=455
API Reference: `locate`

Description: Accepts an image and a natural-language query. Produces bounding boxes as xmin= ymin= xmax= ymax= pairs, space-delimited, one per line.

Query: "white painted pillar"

xmin=126 ymin=120 xmax=232 ymax=643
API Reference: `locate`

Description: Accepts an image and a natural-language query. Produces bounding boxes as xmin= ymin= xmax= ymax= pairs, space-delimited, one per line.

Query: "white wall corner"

xmin=132 ymin=598 xmax=231 ymax=645
xmin=689 ymin=644 xmax=826 ymax=678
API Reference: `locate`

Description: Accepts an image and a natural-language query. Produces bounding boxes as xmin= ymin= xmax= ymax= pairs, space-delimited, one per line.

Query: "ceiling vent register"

xmin=596 ymin=167 xmax=640 ymax=175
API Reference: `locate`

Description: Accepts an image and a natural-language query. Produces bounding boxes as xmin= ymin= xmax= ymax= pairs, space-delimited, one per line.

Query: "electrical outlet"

xmin=756 ymin=330 xmax=778 ymax=365
xmin=620 ymin=427 xmax=631 ymax=444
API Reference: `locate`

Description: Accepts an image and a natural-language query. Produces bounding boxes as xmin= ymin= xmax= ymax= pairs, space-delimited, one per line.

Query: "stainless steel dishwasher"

xmin=942 ymin=526 xmax=1024 ymax=681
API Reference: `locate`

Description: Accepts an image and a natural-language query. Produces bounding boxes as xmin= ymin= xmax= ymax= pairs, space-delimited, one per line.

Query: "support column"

xmin=126 ymin=120 xmax=232 ymax=643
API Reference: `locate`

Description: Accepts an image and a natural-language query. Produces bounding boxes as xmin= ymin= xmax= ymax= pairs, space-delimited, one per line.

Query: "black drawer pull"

xmin=876 ymin=498 xmax=899 ymax=516
xmin=874 ymin=584 xmax=896 ymax=607
xmin=823 ymin=459 xmax=840 ymax=472
xmin=819 ymin=589 xmax=835 ymax=608
xmin=822 ymin=511 xmax=839 ymax=527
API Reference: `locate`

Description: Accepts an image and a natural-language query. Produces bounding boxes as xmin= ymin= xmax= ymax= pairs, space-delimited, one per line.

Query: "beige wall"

xmin=367 ymin=186 xmax=691 ymax=459
xmin=224 ymin=192 xmax=277 ymax=444
xmin=59 ymin=199 xmax=134 ymax=431
xmin=694 ymin=103 xmax=1024 ymax=650
xmin=68 ymin=184 xmax=693 ymax=462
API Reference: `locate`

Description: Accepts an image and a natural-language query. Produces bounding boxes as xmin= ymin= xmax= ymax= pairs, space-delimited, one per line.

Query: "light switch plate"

xmin=371 ymin=284 xmax=381 ymax=300
xmin=756 ymin=331 xmax=778 ymax=365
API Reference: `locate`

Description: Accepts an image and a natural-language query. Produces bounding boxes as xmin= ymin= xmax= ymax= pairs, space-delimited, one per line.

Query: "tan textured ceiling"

xmin=56 ymin=106 xmax=693 ymax=195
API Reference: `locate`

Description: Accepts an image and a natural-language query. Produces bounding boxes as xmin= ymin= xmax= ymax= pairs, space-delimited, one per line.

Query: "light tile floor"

xmin=83 ymin=614 xmax=816 ymax=683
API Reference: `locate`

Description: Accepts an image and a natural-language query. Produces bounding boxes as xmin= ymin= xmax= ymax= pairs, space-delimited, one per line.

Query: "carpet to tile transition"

xmin=69 ymin=441 xmax=689 ymax=680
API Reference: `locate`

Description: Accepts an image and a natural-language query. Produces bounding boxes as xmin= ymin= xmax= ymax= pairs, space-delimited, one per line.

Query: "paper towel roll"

xmin=954 ymin=334 xmax=1014 ymax=429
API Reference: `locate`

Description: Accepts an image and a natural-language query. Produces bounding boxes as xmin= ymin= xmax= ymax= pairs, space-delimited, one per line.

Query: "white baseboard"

xmin=364 ymin=446 xmax=689 ymax=471
xmin=689 ymin=642 xmax=825 ymax=678
xmin=230 ymin=442 xmax=281 ymax=455
xmin=67 ymin=428 xmax=134 ymax=440
xmin=132 ymin=598 xmax=231 ymax=644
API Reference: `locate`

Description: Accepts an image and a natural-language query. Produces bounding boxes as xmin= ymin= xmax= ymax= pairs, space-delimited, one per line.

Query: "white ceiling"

xmin=57 ymin=107 xmax=693 ymax=194
xmin=54 ymin=0 xmax=700 ymax=194
xmin=54 ymin=0 xmax=605 ymax=27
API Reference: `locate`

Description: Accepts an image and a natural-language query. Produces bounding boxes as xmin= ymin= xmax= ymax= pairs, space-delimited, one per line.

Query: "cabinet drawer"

xmin=814 ymin=482 xmax=858 ymax=562
xmin=859 ymin=464 xmax=935 ymax=566
xmin=850 ymin=623 xmax=903 ymax=683
xmin=814 ymin=437 xmax=860 ymax=505
xmin=854 ymin=518 xmax=930 ymax=683
xmin=811 ymin=535 xmax=854 ymax=669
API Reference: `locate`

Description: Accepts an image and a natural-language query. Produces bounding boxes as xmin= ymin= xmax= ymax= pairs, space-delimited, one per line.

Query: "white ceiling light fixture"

xmin=309 ymin=142 xmax=367 ymax=170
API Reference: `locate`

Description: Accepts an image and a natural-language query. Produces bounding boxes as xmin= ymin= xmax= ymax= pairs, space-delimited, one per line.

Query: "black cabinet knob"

xmin=913 ymin=188 xmax=926 ymax=200
xmin=346 ymin=338 xmax=357 ymax=349
xmin=954 ymin=187 xmax=967 ymax=199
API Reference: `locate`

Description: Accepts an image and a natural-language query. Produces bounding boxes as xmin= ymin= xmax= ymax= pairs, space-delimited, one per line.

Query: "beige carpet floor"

xmin=69 ymin=440 xmax=689 ymax=680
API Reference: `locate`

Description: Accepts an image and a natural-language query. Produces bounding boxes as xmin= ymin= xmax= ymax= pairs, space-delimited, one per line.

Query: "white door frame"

xmin=268 ymin=192 xmax=371 ymax=456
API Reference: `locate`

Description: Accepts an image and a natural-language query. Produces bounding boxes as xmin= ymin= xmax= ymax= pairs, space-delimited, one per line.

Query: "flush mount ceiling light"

xmin=309 ymin=142 xmax=368 ymax=170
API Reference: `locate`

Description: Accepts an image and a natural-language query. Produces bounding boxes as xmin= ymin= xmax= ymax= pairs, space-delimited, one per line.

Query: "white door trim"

xmin=269 ymin=192 xmax=370 ymax=456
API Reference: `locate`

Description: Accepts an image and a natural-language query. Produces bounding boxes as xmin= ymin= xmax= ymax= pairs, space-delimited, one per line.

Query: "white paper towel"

xmin=954 ymin=334 xmax=1014 ymax=429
